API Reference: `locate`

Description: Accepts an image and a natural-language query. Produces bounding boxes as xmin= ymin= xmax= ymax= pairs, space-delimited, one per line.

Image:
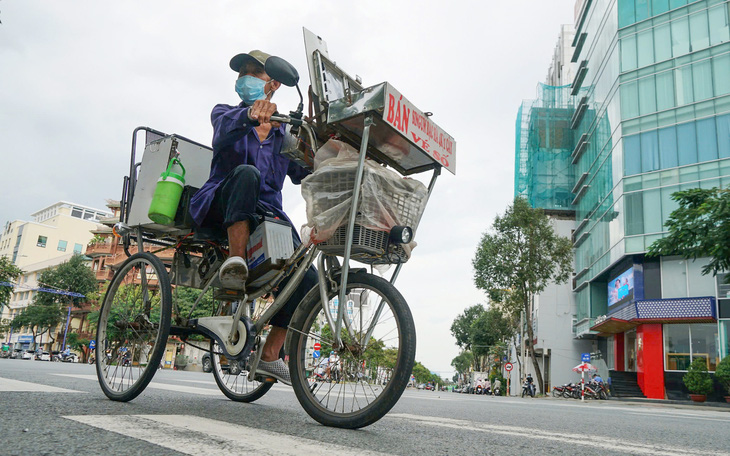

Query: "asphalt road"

xmin=1 ymin=359 xmax=729 ymax=456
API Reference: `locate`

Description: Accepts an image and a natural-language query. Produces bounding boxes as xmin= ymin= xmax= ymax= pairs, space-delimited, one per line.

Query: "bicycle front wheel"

xmin=288 ymin=271 xmax=416 ymax=429
xmin=96 ymin=252 xmax=171 ymax=401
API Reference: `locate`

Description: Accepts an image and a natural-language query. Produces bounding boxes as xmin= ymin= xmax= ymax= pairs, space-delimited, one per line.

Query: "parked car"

xmin=21 ymin=350 xmax=33 ymax=360
xmin=37 ymin=351 xmax=51 ymax=361
xmin=10 ymin=349 xmax=23 ymax=359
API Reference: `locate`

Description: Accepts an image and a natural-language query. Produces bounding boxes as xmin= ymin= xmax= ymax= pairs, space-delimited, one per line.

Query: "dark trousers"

xmin=200 ymin=164 xmax=318 ymax=328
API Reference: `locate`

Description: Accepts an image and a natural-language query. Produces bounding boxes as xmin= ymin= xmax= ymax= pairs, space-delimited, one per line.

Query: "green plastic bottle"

xmin=148 ymin=157 xmax=186 ymax=225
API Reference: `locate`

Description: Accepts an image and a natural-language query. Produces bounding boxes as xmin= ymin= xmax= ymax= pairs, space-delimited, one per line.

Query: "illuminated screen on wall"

xmin=608 ymin=268 xmax=634 ymax=307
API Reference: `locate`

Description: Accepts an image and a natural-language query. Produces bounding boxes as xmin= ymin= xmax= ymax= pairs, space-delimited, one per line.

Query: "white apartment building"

xmin=0 ymin=201 xmax=111 ymax=269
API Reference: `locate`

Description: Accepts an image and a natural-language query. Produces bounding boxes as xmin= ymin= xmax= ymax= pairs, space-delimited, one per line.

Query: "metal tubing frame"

xmin=252 ymin=246 xmax=319 ymax=334
xmin=335 ymin=115 xmax=374 ymax=346
xmin=362 ymin=166 xmax=441 ymax=348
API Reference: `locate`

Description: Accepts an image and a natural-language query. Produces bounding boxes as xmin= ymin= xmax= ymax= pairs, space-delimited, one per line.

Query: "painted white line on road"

xmin=389 ymin=413 xmax=729 ymax=456
xmin=54 ymin=374 xmax=223 ymax=396
xmin=626 ymin=410 xmax=730 ymax=423
xmin=63 ymin=414 xmax=389 ymax=456
xmin=0 ymin=377 xmax=85 ymax=393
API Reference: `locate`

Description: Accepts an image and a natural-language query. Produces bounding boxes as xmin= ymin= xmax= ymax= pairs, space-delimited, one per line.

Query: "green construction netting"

xmin=514 ymin=83 xmax=576 ymax=212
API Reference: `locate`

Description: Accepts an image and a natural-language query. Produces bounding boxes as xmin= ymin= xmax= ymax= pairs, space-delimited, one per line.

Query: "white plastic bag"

xmin=300 ymin=139 xmax=427 ymax=254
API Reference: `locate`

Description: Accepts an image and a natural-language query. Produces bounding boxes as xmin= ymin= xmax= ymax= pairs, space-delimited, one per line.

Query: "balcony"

xmin=85 ymin=240 xmax=116 ymax=257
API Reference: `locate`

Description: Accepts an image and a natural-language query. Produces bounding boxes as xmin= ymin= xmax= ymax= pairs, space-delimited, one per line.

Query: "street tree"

xmin=472 ymin=197 xmax=573 ymax=395
xmin=450 ymin=304 xmax=485 ymax=352
xmin=450 ymin=350 xmax=474 ymax=379
xmin=65 ymin=331 xmax=90 ymax=362
xmin=0 ymin=256 xmax=23 ymax=312
xmin=647 ymin=187 xmax=730 ymax=280
xmin=451 ymin=304 xmax=514 ymax=371
xmin=10 ymin=301 xmax=64 ymax=349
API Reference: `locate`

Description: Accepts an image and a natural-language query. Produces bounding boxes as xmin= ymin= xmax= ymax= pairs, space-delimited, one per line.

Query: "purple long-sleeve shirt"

xmin=189 ymin=102 xmax=309 ymax=229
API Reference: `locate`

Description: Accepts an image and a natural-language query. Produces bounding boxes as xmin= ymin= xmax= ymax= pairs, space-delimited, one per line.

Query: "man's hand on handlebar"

xmin=248 ymin=99 xmax=280 ymax=127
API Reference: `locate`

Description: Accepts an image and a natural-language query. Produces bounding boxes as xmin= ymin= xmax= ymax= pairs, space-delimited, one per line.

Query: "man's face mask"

xmin=235 ymin=75 xmax=269 ymax=105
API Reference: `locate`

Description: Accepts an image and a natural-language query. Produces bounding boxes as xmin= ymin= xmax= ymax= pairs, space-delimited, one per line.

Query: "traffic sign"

xmin=581 ymin=353 xmax=591 ymax=362
xmin=313 ymin=342 xmax=321 ymax=351
xmin=504 ymin=362 xmax=513 ymax=372
xmin=89 ymin=340 xmax=96 ymax=350
xmin=312 ymin=350 xmax=320 ymax=359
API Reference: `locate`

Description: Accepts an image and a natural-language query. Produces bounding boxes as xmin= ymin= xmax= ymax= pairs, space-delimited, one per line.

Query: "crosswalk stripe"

xmin=63 ymin=414 xmax=390 ymax=456
xmin=0 ymin=377 xmax=84 ymax=393
xmin=388 ymin=414 xmax=728 ymax=456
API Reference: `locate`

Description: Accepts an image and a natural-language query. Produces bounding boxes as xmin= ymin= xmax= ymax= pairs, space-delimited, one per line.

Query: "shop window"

xmin=720 ymin=320 xmax=730 ymax=359
xmin=665 ymin=323 xmax=691 ymax=370
xmin=37 ymin=235 xmax=47 ymax=248
xmin=57 ymin=240 xmax=67 ymax=252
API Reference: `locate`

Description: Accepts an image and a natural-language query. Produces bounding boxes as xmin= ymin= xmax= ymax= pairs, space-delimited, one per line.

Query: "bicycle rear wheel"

xmin=96 ymin=252 xmax=171 ymax=401
xmin=211 ymin=340 xmax=273 ymax=402
xmin=288 ymin=271 xmax=416 ymax=429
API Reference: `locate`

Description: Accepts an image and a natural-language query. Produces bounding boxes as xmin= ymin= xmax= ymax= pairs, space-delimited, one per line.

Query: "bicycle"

xmin=93 ymin=54 xmax=452 ymax=429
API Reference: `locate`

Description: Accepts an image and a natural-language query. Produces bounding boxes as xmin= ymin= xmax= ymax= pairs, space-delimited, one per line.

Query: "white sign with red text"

xmin=382 ymin=84 xmax=456 ymax=174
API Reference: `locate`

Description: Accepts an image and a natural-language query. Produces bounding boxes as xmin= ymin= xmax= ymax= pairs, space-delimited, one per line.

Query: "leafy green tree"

xmin=35 ymin=254 xmax=97 ymax=309
xmin=0 ymin=257 xmax=23 ymax=312
xmin=450 ymin=304 xmax=485 ymax=352
xmin=647 ymin=187 xmax=730 ymax=281
xmin=471 ymin=307 xmax=513 ymax=361
xmin=10 ymin=301 xmax=64 ymax=349
xmin=472 ymin=197 xmax=573 ymax=395
xmin=450 ymin=351 xmax=474 ymax=377
xmin=66 ymin=331 xmax=90 ymax=362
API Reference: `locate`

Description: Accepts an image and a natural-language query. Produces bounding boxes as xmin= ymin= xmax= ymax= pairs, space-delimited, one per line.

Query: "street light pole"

xmin=61 ymin=306 xmax=71 ymax=350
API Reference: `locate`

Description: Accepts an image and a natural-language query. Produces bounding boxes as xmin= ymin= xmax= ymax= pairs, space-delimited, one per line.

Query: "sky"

xmin=0 ymin=0 xmax=578 ymax=378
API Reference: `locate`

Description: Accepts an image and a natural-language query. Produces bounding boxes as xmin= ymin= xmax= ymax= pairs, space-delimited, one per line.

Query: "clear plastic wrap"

xmin=300 ymin=139 xmax=428 ymax=262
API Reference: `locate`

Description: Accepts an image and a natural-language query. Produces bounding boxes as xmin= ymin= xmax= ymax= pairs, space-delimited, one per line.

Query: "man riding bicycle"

xmin=189 ymin=50 xmax=318 ymax=385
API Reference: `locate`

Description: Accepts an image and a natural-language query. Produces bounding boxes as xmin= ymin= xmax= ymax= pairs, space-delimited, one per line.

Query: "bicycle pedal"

xmin=214 ymin=288 xmax=247 ymax=301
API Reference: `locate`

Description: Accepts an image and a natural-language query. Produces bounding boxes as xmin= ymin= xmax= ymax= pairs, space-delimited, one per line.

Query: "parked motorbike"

xmin=521 ymin=380 xmax=536 ymax=397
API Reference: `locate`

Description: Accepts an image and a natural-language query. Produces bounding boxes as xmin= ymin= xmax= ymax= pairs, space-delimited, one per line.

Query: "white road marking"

xmin=389 ymin=413 xmax=729 ymax=456
xmin=54 ymin=374 xmax=222 ymax=396
xmin=63 ymin=414 xmax=390 ymax=456
xmin=0 ymin=377 xmax=84 ymax=393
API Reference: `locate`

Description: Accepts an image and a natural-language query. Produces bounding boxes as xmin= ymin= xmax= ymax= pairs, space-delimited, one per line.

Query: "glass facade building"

xmin=516 ymin=0 xmax=730 ymax=399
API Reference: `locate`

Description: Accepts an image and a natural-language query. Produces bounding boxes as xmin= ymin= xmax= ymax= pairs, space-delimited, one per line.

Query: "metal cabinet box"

xmin=127 ymin=135 xmax=213 ymax=234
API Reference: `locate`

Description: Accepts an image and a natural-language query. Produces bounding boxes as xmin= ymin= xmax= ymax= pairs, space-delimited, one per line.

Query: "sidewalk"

xmin=611 ymin=396 xmax=730 ymax=409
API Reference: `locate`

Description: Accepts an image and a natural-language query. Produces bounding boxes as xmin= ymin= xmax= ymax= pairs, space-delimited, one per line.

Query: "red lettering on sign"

xmin=387 ymin=94 xmax=396 ymax=123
